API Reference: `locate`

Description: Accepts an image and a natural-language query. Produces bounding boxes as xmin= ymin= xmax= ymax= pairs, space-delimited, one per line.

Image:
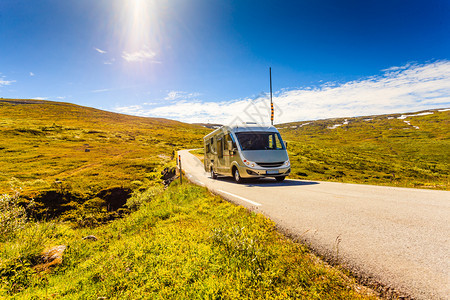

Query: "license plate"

xmin=266 ymin=170 xmax=278 ymax=175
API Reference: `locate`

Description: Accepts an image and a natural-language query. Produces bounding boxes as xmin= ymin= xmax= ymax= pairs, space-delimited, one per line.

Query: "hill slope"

xmin=0 ymin=99 xmax=209 ymax=223
xmin=278 ymin=108 xmax=450 ymax=189
xmin=0 ymin=99 xmax=208 ymax=195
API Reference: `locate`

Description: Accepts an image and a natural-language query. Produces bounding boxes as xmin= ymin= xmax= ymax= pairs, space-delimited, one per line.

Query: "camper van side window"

xmin=225 ymin=134 xmax=235 ymax=150
xmin=210 ymin=138 xmax=215 ymax=153
xmin=217 ymin=138 xmax=223 ymax=158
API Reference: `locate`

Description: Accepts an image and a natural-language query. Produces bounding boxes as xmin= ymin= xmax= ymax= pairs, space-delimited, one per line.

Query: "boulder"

xmin=83 ymin=235 xmax=98 ymax=241
xmin=34 ymin=245 xmax=66 ymax=272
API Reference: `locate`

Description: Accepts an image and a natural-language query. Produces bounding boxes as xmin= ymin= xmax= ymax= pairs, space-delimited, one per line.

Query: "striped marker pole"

xmin=178 ymin=154 xmax=182 ymax=184
xmin=271 ymin=102 xmax=274 ymax=125
xmin=270 ymin=67 xmax=274 ymax=125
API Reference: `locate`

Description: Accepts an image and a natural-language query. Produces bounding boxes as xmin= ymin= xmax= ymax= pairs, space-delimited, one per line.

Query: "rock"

xmin=83 ymin=235 xmax=98 ymax=241
xmin=34 ymin=245 xmax=66 ymax=272
xmin=160 ymin=167 xmax=177 ymax=187
xmin=42 ymin=245 xmax=66 ymax=263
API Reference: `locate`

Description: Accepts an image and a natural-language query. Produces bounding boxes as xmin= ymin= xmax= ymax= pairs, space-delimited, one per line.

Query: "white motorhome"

xmin=203 ymin=124 xmax=290 ymax=183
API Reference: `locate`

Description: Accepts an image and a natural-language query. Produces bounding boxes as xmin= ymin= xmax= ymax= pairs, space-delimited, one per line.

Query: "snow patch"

xmin=328 ymin=119 xmax=348 ymax=130
xmin=397 ymin=112 xmax=434 ymax=119
xmin=328 ymin=124 xmax=342 ymax=130
xmin=403 ymin=120 xmax=420 ymax=130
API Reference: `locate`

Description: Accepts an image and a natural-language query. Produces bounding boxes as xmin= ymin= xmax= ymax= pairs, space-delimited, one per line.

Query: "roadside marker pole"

xmin=178 ymin=154 xmax=183 ymax=184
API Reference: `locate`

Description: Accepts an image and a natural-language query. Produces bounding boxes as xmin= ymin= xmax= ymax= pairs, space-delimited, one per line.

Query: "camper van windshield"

xmin=235 ymin=132 xmax=285 ymax=151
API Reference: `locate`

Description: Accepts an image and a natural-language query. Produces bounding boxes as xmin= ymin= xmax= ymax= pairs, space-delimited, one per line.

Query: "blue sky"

xmin=1 ymin=0 xmax=449 ymax=124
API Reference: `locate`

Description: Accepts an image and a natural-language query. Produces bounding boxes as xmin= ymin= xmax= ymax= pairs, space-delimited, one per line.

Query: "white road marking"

xmin=195 ymin=180 xmax=205 ymax=187
xmin=184 ymin=172 xmax=205 ymax=187
xmin=217 ymin=189 xmax=262 ymax=206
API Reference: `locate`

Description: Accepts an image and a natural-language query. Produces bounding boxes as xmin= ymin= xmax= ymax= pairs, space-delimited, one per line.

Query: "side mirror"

xmin=284 ymin=141 xmax=288 ymax=149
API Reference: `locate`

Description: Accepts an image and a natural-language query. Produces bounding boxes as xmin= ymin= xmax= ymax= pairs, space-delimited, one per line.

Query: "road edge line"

xmin=217 ymin=189 xmax=262 ymax=206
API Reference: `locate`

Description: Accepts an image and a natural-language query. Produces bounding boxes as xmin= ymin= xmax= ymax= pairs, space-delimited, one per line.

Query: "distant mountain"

xmin=277 ymin=108 xmax=449 ymax=130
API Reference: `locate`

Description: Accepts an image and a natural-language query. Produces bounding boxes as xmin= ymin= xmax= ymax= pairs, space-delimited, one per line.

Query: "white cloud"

xmin=115 ymin=105 xmax=145 ymax=115
xmin=104 ymin=58 xmax=115 ymax=65
xmin=381 ymin=63 xmax=413 ymax=72
xmin=165 ymin=91 xmax=183 ymax=101
xmin=32 ymin=97 xmax=48 ymax=100
xmin=94 ymin=47 xmax=107 ymax=54
xmin=92 ymin=88 xmax=111 ymax=93
xmin=30 ymin=72 xmax=35 ymax=76
xmin=113 ymin=61 xmax=450 ymax=124
xmin=122 ymin=48 xmax=157 ymax=62
xmin=0 ymin=78 xmax=16 ymax=87
xmin=164 ymin=91 xmax=201 ymax=101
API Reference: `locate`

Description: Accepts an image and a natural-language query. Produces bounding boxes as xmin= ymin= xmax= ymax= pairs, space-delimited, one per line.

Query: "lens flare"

xmin=113 ymin=0 xmax=165 ymax=66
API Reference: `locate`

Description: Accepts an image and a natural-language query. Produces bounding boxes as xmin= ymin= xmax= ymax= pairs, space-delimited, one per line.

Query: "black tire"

xmin=233 ymin=168 xmax=243 ymax=184
xmin=275 ymin=176 xmax=286 ymax=182
xmin=211 ymin=167 xmax=217 ymax=179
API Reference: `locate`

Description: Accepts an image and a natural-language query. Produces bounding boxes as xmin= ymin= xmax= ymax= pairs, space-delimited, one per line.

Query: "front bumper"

xmin=237 ymin=165 xmax=291 ymax=178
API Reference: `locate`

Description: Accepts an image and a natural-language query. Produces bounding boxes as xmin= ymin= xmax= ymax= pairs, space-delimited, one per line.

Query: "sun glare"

xmin=115 ymin=0 xmax=165 ymax=64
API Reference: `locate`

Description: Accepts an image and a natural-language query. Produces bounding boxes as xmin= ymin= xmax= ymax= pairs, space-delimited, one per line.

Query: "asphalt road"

xmin=178 ymin=150 xmax=450 ymax=300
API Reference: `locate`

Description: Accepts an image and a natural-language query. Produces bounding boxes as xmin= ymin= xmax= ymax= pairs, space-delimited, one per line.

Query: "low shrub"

xmin=0 ymin=193 xmax=27 ymax=242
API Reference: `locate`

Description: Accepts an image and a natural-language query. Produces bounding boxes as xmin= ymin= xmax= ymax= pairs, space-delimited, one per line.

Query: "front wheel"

xmin=211 ymin=168 xmax=217 ymax=179
xmin=233 ymin=168 xmax=243 ymax=184
xmin=275 ymin=176 xmax=286 ymax=182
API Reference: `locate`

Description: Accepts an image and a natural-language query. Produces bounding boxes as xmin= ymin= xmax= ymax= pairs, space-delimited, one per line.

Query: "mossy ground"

xmin=0 ymin=99 xmax=209 ymax=224
xmin=0 ymin=99 xmax=208 ymax=196
xmin=279 ymin=109 xmax=449 ymax=190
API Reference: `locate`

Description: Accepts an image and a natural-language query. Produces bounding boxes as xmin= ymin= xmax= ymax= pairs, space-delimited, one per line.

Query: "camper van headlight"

xmin=243 ymin=159 xmax=256 ymax=168
xmin=285 ymin=160 xmax=290 ymax=167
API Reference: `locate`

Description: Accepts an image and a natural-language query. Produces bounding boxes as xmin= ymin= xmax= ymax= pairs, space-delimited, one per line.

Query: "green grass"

xmin=278 ymin=109 xmax=450 ymax=190
xmin=1 ymin=183 xmax=376 ymax=299
xmin=0 ymin=99 xmax=208 ymax=196
xmin=0 ymin=99 xmax=209 ymax=224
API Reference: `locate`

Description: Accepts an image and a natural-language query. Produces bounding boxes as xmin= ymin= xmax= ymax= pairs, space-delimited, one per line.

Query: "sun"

xmin=114 ymin=0 xmax=164 ymax=56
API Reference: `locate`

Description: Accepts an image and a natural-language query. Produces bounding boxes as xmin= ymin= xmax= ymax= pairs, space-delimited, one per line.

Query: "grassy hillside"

xmin=0 ymin=99 xmax=209 ymax=223
xmin=1 ymin=183 xmax=376 ymax=299
xmin=0 ymin=99 xmax=207 ymax=195
xmin=278 ymin=109 xmax=450 ymax=190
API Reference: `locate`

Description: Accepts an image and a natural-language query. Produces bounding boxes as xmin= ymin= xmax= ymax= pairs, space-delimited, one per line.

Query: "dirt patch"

xmin=24 ymin=187 xmax=132 ymax=221
xmin=96 ymin=187 xmax=132 ymax=212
